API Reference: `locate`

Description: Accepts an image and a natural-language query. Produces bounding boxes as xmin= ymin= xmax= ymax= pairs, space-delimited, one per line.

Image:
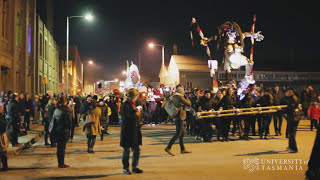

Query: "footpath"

xmin=7 ymin=124 xmax=45 ymax=157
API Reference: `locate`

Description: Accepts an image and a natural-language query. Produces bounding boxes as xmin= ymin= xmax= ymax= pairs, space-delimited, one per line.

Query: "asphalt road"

xmin=0 ymin=119 xmax=317 ymax=180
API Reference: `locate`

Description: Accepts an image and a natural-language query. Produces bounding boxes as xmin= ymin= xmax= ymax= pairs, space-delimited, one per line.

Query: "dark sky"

xmin=53 ymin=0 xmax=318 ymax=81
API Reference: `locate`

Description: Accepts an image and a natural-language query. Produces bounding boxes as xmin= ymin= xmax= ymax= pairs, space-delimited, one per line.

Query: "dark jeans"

xmin=199 ymin=118 xmax=213 ymax=141
xmin=70 ymin=118 xmax=76 ymax=140
xmin=122 ymin=146 xmax=140 ymax=169
xmin=288 ymin=119 xmax=300 ymax=151
xmin=257 ymin=114 xmax=269 ymax=136
xmin=166 ymin=119 xmax=185 ymax=151
xmin=57 ymin=141 xmax=67 ymax=165
xmin=87 ymin=135 xmax=96 ymax=151
xmin=273 ymin=112 xmax=283 ymax=134
xmin=44 ymin=122 xmax=54 ymax=144
xmin=222 ymin=117 xmax=232 ymax=138
xmin=213 ymin=117 xmax=222 ymax=139
xmin=25 ymin=112 xmax=31 ymax=130
xmin=0 ymin=151 xmax=8 ymax=169
xmin=186 ymin=111 xmax=193 ymax=132
xmin=250 ymin=117 xmax=256 ymax=135
xmin=310 ymin=119 xmax=319 ymax=131
xmin=243 ymin=115 xmax=253 ymax=137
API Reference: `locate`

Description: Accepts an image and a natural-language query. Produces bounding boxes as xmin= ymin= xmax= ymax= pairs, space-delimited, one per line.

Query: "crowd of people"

xmin=0 ymin=84 xmax=319 ymax=178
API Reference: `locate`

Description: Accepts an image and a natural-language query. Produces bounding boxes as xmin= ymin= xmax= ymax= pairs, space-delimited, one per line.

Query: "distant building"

xmin=161 ymin=55 xmax=320 ymax=90
xmin=35 ymin=15 xmax=59 ymax=96
xmin=59 ymin=46 xmax=83 ymax=95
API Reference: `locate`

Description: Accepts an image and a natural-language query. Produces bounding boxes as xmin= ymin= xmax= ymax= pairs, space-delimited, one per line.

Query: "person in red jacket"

xmin=308 ymin=102 xmax=320 ymax=131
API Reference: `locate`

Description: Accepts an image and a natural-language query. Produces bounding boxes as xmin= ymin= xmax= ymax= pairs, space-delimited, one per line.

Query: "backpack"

xmin=48 ymin=115 xmax=56 ymax=134
xmin=164 ymin=97 xmax=179 ymax=117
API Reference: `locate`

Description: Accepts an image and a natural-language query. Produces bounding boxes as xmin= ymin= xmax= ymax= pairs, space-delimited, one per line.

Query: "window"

xmin=16 ymin=12 xmax=20 ymax=46
xmin=44 ymin=39 xmax=47 ymax=60
xmin=40 ymin=34 xmax=43 ymax=57
xmin=219 ymin=73 xmax=226 ymax=79
xmin=231 ymin=73 xmax=237 ymax=79
xmin=1 ymin=0 xmax=8 ymax=38
xmin=39 ymin=75 xmax=42 ymax=94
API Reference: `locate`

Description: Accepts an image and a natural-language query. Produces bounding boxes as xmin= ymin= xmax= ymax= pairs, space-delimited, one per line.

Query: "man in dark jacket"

xmin=282 ymin=90 xmax=299 ymax=153
xmin=74 ymin=96 xmax=81 ymax=127
xmin=165 ymin=87 xmax=192 ymax=156
xmin=218 ymin=88 xmax=237 ymax=141
xmin=196 ymin=90 xmax=215 ymax=142
xmin=5 ymin=93 xmax=20 ymax=146
xmin=240 ymin=91 xmax=255 ymax=140
xmin=272 ymin=85 xmax=284 ymax=136
xmin=98 ymin=99 xmax=109 ymax=140
xmin=53 ymin=96 xmax=72 ymax=168
xmin=120 ymin=88 xmax=143 ymax=175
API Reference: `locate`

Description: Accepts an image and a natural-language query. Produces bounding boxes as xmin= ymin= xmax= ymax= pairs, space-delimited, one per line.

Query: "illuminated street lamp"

xmin=66 ymin=13 xmax=94 ymax=95
xmin=115 ymin=78 xmax=119 ymax=82
xmin=148 ymin=42 xmax=165 ymax=82
xmin=122 ymin=71 xmax=127 ymax=75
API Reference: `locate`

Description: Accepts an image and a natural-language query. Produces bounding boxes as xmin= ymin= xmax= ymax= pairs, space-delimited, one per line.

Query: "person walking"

xmin=24 ymin=93 xmax=33 ymax=130
xmin=47 ymin=98 xmax=57 ymax=147
xmin=98 ymin=99 xmax=109 ymax=140
xmin=83 ymin=100 xmax=101 ymax=153
xmin=308 ymin=102 xmax=320 ymax=131
xmin=120 ymin=88 xmax=143 ymax=175
xmin=272 ymin=85 xmax=284 ymax=136
xmin=53 ymin=96 xmax=72 ymax=168
xmin=18 ymin=93 xmax=26 ymax=135
xmin=68 ymin=98 xmax=76 ymax=142
xmin=283 ymin=90 xmax=299 ymax=153
xmin=0 ymin=105 xmax=9 ymax=171
xmin=33 ymin=95 xmax=41 ymax=124
xmin=5 ymin=93 xmax=20 ymax=147
xmin=165 ymin=86 xmax=192 ymax=156
xmin=74 ymin=96 xmax=81 ymax=127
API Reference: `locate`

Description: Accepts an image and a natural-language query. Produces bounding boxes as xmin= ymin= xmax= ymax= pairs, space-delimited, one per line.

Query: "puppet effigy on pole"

xmin=190 ymin=15 xmax=264 ymax=86
xmin=124 ymin=61 xmax=142 ymax=89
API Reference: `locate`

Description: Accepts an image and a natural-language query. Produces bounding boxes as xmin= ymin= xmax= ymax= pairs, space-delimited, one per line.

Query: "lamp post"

xmin=149 ymin=43 xmax=165 ymax=83
xmin=66 ymin=14 xmax=93 ymax=95
xmin=81 ymin=60 xmax=93 ymax=93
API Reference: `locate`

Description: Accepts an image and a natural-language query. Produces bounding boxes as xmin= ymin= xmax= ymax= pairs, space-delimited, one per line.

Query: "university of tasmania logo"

xmin=243 ymin=158 xmax=260 ymax=172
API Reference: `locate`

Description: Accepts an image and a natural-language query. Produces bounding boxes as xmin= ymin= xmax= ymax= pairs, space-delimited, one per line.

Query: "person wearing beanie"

xmin=120 ymin=88 xmax=143 ymax=175
xmin=165 ymin=86 xmax=192 ymax=156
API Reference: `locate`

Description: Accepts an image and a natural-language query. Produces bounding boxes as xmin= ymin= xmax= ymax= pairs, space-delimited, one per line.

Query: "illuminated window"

xmin=28 ymin=24 xmax=31 ymax=54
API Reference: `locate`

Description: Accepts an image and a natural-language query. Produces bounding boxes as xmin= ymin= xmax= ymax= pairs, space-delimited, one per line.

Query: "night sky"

xmin=53 ymin=0 xmax=318 ymax=81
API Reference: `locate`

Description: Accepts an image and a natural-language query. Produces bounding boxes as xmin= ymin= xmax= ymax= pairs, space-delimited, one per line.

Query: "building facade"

xmin=0 ymin=0 xmax=35 ymax=93
xmin=0 ymin=0 xmax=59 ymax=96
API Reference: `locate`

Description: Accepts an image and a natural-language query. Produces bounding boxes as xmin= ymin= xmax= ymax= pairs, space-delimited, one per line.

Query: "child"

xmin=0 ymin=106 xmax=9 ymax=171
xmin=308 ymin=102 xmax=320 ymax=131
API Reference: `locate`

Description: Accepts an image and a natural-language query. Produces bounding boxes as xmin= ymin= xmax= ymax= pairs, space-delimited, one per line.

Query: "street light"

xmin=148 ymin=42 xmax=165 ymax=82
xmin=115 ymin=78 xmax=119 ymax=82
xmin=66 ymin=13 xmax=94 ymax=95
xmin=81 ymin=59 xmax=94 ymax=92
xmin=122 ymin=71 xmax=126 ymax=75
